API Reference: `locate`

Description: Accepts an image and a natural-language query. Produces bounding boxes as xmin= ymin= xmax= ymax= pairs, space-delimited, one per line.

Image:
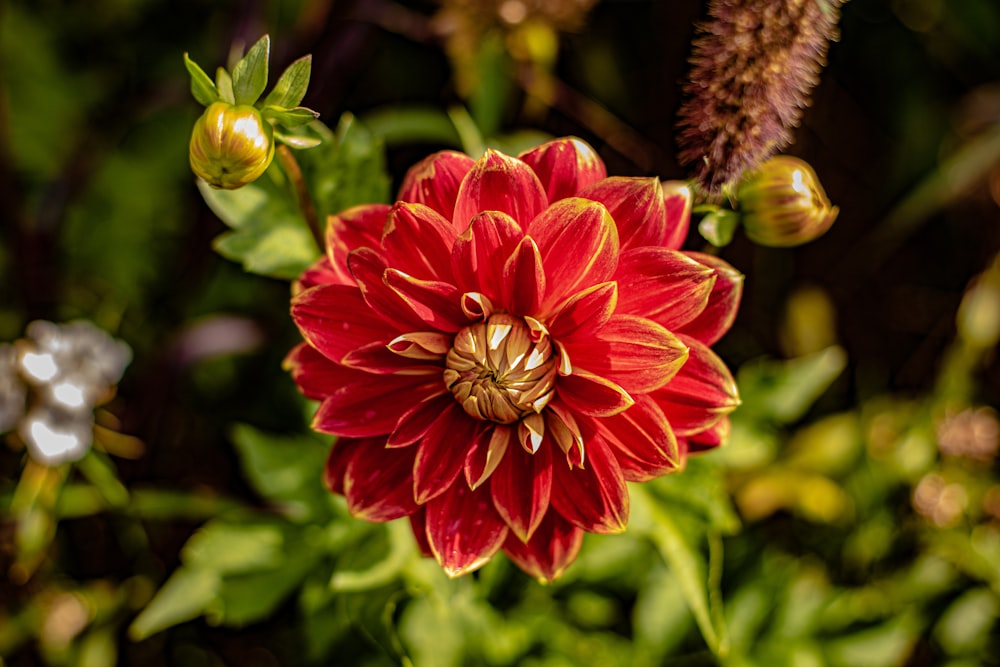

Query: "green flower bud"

xmin=189 ymin=102 xmax=274 ymax=189
xmin=738 ymin=156 xmax=839 ymax=247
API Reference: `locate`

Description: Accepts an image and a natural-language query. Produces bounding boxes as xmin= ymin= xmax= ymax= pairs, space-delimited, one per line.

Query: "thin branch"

xmin=276 ymin=144 xmax=323 ymax=250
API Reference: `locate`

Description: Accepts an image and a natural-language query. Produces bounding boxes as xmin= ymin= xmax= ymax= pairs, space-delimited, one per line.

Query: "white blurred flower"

xmin=19 ymin=406 xmax=94 ymax=465
xmin=21 ymin=320 xmax=132 ymax=395
xmin=20 ymin=351 xmax=58 ymax=382
xmin=2 ymin=320 xmax=132 ymax=466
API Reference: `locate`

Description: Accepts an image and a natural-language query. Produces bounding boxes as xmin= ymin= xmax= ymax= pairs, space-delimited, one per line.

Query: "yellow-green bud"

xmin=738 ymin=156 xmax=839 ymax=247
xmin=189 ymin=102 xmax=275 ymax=189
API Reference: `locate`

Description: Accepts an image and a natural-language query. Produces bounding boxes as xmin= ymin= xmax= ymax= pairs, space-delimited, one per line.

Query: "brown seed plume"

xmin=676 ymin=0 xmax=844 ymax=198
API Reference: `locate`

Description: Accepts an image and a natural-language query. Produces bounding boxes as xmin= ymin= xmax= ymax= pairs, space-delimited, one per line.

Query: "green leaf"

xmin=467 ymin=31 xmax=511 ymax=140
xmin=231 ymin=34 xmax=269 ymax=106
xmin=216 ymin=67 xmax=235 ymax=105
xmin=363 ymin=105 xmax=463 ymax=148
xmin=209 ymin=528 xmax=324 ymax=627
xmin=631 ymin=485 xmax=729 ymax=657
xmin=132 ymin=519 xmax=324 ymax=636
xmin=76 ymin=449 xmax=130 ymax=508
xmin=181 ymin=519 xmax=286 ymax=574
xmin=274 ymin=128 xmax=323 ymax=149
xmin=649 ymin=456 xmax=741 ymax=535
xmin=736 ymin=346 xmax=848 ymax=424
xmin=632 ymin=562 xmax=694 ymax=660
xmin=400 ymin=595 xmax=466 ymax=667
xmin=262 ymin=105 xmax=319 ymax=129
xmin=200 ymin=174 xmax=321 ymax=279
xmin=725 ymin=578 xmax=776 ymax=652
xmin=78 ymin=626 xmax=118 ymax=667
xmin=212 ymin=225 xmax=318 ymax=278
xmin=448 ymin=105 xmax=486 ymax=158
xmin=329 ymin=520 xmax=414 ymax=592
xmin=770 ymin=564 xmax=833 ymax=640
xmin=129 ymin=567 xmax=219 ymax=640
xmin=263 ymin=55 xmax=312 ymax=109
xmin=127 ymin=488 xmax=247 ymax=521
xmin=298 ymin=114 xmax=391 ymax=222
xmin=300 ymin=590 xmax=352 ymax=663
xmin=230 ymin=424 xmax=331 ymax=520
xmin=183 ymin=53 xmax=219 ymax=105
xmin=826 ymin=610 xmax=922 ymax=667
xmin=933 ymin=588 xmax=999 ymax=655
xmin=698 ymin=207 xmax=740 ymax=247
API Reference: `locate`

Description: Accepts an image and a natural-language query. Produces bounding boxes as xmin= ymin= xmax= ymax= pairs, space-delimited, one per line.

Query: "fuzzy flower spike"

xmin=676 ymin=0 xmax=844 ymax=198
xmin=287 ymin=138 xmax=743 ymax=581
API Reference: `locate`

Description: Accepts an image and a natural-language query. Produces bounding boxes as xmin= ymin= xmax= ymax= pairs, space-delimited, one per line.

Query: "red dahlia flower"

xmin=287 ymin=138 xmax=742 ymax=581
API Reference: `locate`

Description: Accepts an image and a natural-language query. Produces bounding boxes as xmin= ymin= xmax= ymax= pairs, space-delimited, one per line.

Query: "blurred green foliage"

xmin=2 ymin=0 xmax=1000 ymax=665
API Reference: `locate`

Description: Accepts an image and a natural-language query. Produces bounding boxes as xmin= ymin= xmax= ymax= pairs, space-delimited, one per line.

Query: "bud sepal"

xmin=185 ymin=35 xmax=321 ymax=188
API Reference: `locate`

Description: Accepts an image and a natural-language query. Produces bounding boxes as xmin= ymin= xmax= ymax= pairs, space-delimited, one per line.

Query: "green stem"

xmin=634 ymin=484 xmax=729 ymax=657
xmin=276 ymin=144 xmax=323 ymax=250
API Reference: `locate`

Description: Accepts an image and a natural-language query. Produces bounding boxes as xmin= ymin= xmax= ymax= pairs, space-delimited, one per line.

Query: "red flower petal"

xmin=413 ymin=403 xmax=483 ymax=504
xmin=348 ymin=248 xmax=428 ymax=331
xmin=465 ymin=424 xmax=512 ymax=489
xmin=557 ymin=368 xmax=634 ymax=417
xmin=596 ymin=396 xmax=681 ymax=482
xmin=289 ymin=141 xmax=744 ymax=582
xmin=323 ymin=437 xmax=365 ymax=495
xmin=652 ymin=335 xmax=739 ymax=436
xmin=295 ymin=256 xmax=341 ymax=293
xmin=502 ymin=236 xmax=545 ymax=316
xmin=453 ymin=150 xmax=548 ymax=231
xmin=545 ymin=402 xmax=585 ymax=466
xmin=548 ymin=282 xmax=618 ymax=341
xmin=398 ymin=150 xmax=476 ymax=223
xmin=343 ymin=439 xmax=420 ymax=521
xmin=661 ymin=181 xmax=693 ymax=250
xmin=291 ymin=284 xmax=390 ymax=363
xmin=685 ymin=415 xmax=731 ymax=453
xmin=408 ymin=508 xmax=433 ymax=557
xmin=502 ymin=511 xmax=584 ymax=583
xmin=451 ymin=210 xmax=525 ymax=300
xmin=491 ymin=434 xmax=553 ymax=542
xmin=341 ymin=340 xmax=440 ymax=374
xmin=381 ymin=202 xmax=458 ymax=282
xmin=384 ymin=269 xmax=467 ymax=333
xmin=326 ymin=204 xmax=391 ymax=283
xmin=388 ymin=393 xmax=454 ymax=448
xmin=518 ymin=137 xmax=607 ymax=203
xmin=426 ymin=481 xmax=509 ymax=577
xmin=313 ymin=374 xmax=443 ymax=437
xmin=578 ymin=176 xmax=667 ymax=249
xmin=614 ymin=248 xmax=716 ymax=331
xmin=563 ymin=315 xmax=689 ymax=395
xmin=550 ymin=433 xmax=629 ymax=534
xmin=676 ymin=252 xmax=743 ymax=345
xmin=527 ymin=197 xmax=619 ymax=310
xmin=387 ymin=332 xmax=452 ymax=361
xmin=283 ymin=342 xmax=352 ymax=400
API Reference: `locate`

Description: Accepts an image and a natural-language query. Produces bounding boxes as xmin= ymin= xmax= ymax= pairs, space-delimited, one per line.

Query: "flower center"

xmin=443 ymin=314 xmax=557 ymax=424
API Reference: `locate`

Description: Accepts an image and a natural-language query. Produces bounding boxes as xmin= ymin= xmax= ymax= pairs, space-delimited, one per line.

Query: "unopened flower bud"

xmin=738 ymin=156 xmax=839 ymax=247
xmin=189 ymin=102 xmax=274 ymax=189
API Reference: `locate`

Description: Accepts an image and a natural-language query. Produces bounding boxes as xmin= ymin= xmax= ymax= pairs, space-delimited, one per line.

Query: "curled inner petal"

xmin=444 ymin=314 xmax=557 ymax=423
